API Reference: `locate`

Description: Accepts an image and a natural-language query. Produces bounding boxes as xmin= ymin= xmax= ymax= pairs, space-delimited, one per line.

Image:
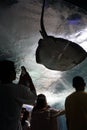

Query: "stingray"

xmin=35 ymin=0 xmax=87 ymax=71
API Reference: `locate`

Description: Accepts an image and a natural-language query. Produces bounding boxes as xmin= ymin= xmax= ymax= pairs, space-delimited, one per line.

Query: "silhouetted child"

xmin=21 ymin=110 xmax=31 ymax=130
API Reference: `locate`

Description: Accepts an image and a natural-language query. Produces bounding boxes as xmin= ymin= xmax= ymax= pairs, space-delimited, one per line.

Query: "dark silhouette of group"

xmin=0 ymin=59 xmax=87 ymax=130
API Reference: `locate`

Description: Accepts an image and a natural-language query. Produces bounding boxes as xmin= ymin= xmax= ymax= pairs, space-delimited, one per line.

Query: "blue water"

xmin=58 ymin=115 xmax=67 ymax=130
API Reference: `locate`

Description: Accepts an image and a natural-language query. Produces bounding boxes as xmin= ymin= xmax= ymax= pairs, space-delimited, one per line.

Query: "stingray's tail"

xmin=40 ymin=0 xmax=48 ymax=38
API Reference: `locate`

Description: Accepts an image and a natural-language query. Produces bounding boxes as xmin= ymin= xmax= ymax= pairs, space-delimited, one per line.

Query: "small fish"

xmin=36 ymin=0 xmax=87 ymax=71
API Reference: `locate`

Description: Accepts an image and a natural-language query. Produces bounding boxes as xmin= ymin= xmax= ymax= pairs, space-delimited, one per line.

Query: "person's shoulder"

xmin=81 ymin=91 xmax=87 ymax=97
xmin=10 ymin=83 xmax=30 ymax=92
xmin=65 ymin=92 xmax=75 ymax=102
xmin=11 ymin=83 xmax=26 ymax=88
xmin=0 ymin=83 xmax=18 ymax=88
xmin=82 ymin=91 xmax=87 ymax=94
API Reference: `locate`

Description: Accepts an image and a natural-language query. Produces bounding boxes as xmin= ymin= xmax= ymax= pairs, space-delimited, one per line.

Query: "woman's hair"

xmin=34 ymin=94 xmax=48 ymax=110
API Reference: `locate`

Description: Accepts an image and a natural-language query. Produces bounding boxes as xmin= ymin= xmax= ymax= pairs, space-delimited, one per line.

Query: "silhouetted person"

xmin=21 ymin=110 xmax=30 ymax=130
xmin=0 ymin=60 xmax=37 ymax=130
xmin=20 ymin=108 xmax=26 ymax=122
xmin=65 ymin=76 xmax=87 ymax=130
xmin=18 ymin=66 xmax=37 ymax=95
xmin=30 ymin=94 xmax=65 ymax=130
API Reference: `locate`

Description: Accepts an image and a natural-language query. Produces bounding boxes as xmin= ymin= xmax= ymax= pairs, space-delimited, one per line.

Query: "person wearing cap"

xmin=65 ymin=76 xmax=87 ymax=130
